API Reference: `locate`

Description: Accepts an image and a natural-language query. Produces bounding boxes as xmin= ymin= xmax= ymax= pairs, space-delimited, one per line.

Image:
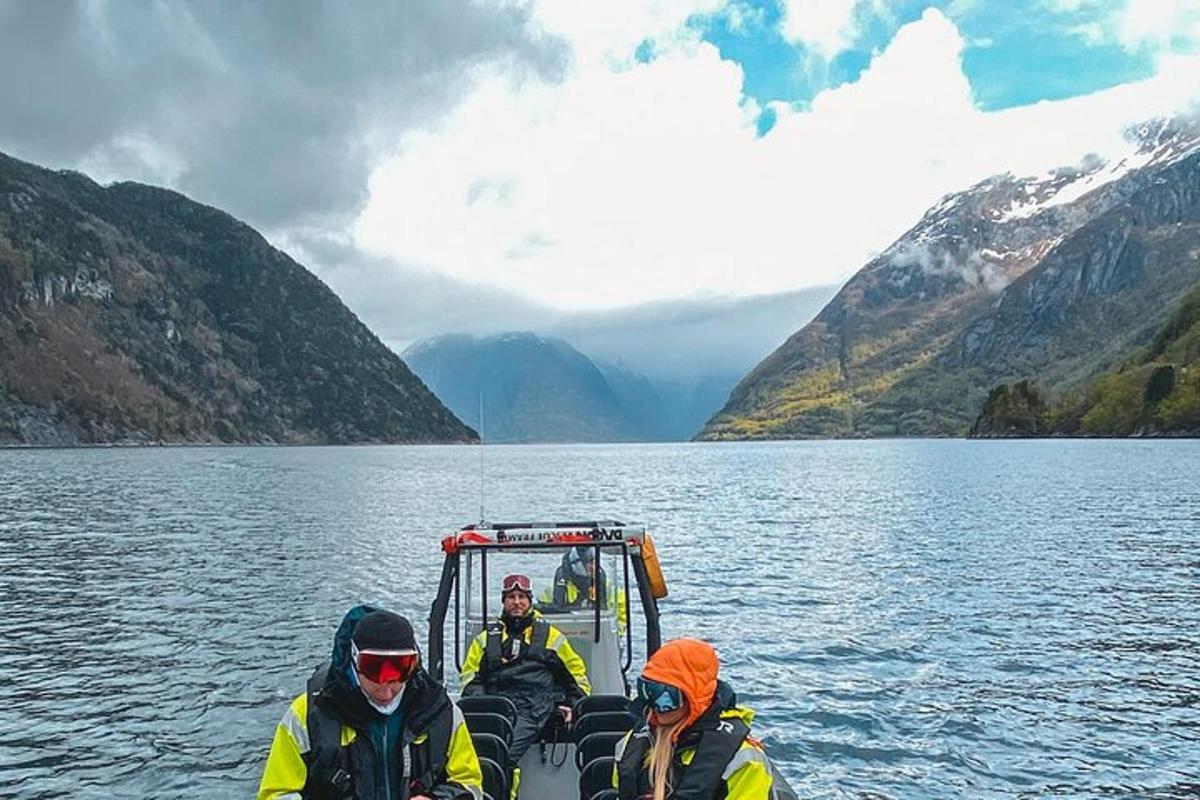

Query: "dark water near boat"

xmin=1 ymin=441 xmax=1198 ymax=798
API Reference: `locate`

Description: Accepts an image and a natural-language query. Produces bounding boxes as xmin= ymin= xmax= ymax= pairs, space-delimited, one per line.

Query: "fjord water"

xmin=1 ymin=441 xmax=1197 ymax=798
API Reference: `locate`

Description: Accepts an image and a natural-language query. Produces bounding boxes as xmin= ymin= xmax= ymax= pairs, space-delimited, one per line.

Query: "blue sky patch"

xmin=687 ymin=0 xmax=1162 ymax=113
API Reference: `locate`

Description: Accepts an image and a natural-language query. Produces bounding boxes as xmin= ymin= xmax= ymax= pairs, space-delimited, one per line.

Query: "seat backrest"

xmin=464 ymin=711 xmax=514 ymax=745
xmin=458 ymin=695 xmax=518 ymax=727
xmin=478 ymin=755 xmax=507 ymax=800
xmin=470 ymin=731 xmax=509 ymax=769
xmin=575 ymin=730 xmax=627 ymax=770
xmin=578 ymin=756 xmax=616 ymax=800
xmin=574 ymin=694 xmax=630 ymax=719
xmin=574 ymin=710 xmax=636 ymax=743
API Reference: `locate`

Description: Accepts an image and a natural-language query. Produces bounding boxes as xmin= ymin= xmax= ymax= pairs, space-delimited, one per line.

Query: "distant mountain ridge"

xmin=404 ymin=333 xmax=664 ymax=443
xmin=0 ymin=152 xmax=476 ymax=445
xmin=700 ymin=114 xmax=1200 ymax=439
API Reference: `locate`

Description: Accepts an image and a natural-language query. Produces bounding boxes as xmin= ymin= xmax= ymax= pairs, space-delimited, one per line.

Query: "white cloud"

xmin=353 ymin=6 xmax=1200 ymax=310
xmin=1116 ymin=0 xmax=1200 ymax=52
xmin=531 ymin=0 xmax=724 ymax=66
xmin=779 ymin=0 xmax=858 ymax=55
xmin=1068 ymin=22 xmax=1107 ymax=45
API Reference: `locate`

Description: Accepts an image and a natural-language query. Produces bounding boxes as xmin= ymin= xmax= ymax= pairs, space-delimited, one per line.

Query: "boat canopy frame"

xmin=426 ymin=520 xmax=662 ymax=684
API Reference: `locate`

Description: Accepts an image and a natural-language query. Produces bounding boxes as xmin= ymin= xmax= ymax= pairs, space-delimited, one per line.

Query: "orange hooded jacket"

xmin=640 ymin=637 xmax=719 ymax=739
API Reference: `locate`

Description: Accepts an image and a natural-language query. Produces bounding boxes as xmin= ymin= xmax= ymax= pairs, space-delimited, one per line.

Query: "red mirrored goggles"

xmin=501 ymin=574 xmax=532 ymax=595
xmin=352 ymin=643 xmax=418 ymax=683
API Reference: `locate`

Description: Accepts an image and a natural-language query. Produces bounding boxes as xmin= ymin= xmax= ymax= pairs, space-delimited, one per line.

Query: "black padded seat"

xmin=574 ymin=694 xmax=631 ymax=718
xmin=579 ymin=756 xmax=616 ymax=800
xmin=573 ymin=710 xmax=636 ymax=743
xmin=464 ymin=711 xmax=514 ymax=745
xmin=458 ymin=695 xmax=518 ymax=727
xmin=575 ymin=730 xmax=627 ymax=770
xmin=478 ymin=755 xmax=507 ymax=800
xmin=470 ymin=731 xmax=509 ymax=770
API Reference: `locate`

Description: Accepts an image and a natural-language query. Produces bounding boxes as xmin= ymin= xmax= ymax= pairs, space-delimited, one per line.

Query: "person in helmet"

xmin=548 ymin=546 xmax=607 ymax=609
xmin=258 ymin=606 xmax=483 ymax=800
xmin=613 ymin=638 xmax=798 ymax=800
xmin=460 ymin=574 xmax=590 ymax=789
xmin=542 ymin=546 xmax=628 ymax=628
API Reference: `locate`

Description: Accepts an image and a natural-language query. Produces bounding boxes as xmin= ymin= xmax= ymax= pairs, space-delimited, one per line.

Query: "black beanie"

xmin=352 ymin=610 xmax=417 ymax=651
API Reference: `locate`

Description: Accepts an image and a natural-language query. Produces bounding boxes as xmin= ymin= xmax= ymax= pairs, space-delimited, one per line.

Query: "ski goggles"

xmin=501 ymin=574 xmax=532 ymax=595
xmin=351 ymin=642 xmax=418 ymax=683
xmin=637 ymin=676 xmax=684 ymax=714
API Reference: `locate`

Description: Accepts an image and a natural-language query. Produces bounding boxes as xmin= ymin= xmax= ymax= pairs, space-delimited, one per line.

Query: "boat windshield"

xmin=456 ymin=544 xmax=641 ymax=694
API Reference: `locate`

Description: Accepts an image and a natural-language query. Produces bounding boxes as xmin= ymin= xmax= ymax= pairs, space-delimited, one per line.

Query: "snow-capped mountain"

xmin=700 ymin=114 xmax=1200 ymax=439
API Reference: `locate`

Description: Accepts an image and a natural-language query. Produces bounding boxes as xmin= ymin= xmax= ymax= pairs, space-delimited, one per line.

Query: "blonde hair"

xmin=646 ymin=716 xmax=686 ymax=800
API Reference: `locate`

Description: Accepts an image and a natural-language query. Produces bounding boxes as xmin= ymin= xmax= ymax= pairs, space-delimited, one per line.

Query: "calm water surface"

xmin=0 ymin=441 xmax=1197 ymax=798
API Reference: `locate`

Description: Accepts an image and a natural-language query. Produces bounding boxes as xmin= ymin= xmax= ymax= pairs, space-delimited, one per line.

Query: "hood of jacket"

xmin=641 ymin=637 xmax=720 ymax=737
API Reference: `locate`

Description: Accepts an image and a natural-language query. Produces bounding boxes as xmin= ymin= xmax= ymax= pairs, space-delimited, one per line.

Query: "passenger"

xmin=258 ymin=606 xmax=482 ymax=800
xmin=460 ymin=573 xmax=590 ymax=787
xmin=613 ymin=638 xmax=798 ymax=800
xmin=543 ymin=546 xmax=627 ymax=627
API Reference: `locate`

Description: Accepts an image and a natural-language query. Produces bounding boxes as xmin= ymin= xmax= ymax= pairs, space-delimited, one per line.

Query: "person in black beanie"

xmin=259 ymin=605 xmax=483 ymax=800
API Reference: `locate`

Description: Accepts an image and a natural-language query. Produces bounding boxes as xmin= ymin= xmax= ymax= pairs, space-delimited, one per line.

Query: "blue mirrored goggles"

xmin=637 ymin=676 xmax=683 ymax=713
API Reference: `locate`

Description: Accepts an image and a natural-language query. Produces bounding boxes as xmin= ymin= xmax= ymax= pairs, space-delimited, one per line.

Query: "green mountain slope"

xmin=974 ymin=284 xmax=1200 ymax=436
xmin=0 ymin=152 xmax=476 ymax=445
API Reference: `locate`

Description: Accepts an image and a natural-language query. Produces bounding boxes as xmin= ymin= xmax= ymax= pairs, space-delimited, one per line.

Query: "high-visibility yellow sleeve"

xmin=445 ymin=703 xmax=484 ymax=800
xmin=721 ymin=743 xmax=774 ymax=800
xmin=611 ymin=730 xmax=632 ymax=788
xmin=257 ymin=694 xmax=309 ymax=800
xmin=548 ymin=629 xmax=591 ymax=695
xmin=460 ymin=631 xmax=487 ymax=691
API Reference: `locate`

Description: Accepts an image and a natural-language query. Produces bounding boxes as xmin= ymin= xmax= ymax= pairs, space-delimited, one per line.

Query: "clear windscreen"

xmin=456 ymin=544 xmax=639 ymax=695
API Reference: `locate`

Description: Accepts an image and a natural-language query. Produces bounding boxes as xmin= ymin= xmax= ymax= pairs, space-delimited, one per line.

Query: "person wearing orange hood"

xmin=613 ymin=638 xmax=798 ymax=800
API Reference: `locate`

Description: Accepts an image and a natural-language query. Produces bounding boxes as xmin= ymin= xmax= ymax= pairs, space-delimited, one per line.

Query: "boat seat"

xmin=470 ymin=731 xmax=509 ymax=770
xmin=575 ymin=730 xmax=627 ymax=770
xmin=574 ymin=694 xmax=630 ymax=719
xmin=578 ymin=756 xmax=616 ymax=800
xmin=464 ymin=711 xmax=514 ymax=745
xmin=573 ymin=710 xmax=636 ymax=743
xmin=478 ymin=755 xmax=507 ymax=800
xmin=458 ymin=695 xmax=518 ymax=727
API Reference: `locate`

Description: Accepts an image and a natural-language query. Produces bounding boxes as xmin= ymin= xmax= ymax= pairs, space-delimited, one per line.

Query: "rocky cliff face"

xmin=700 ymin=115 xmax=1200 ymax=439
xmin=972 ymin=284 xmax=1200 ymax=437
xmin=0 ymin=153 xmax=476 ymax=445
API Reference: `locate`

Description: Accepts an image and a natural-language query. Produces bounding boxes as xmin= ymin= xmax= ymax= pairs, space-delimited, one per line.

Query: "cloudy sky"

xmin=2 ymin=0 xmax=1199 ymax=354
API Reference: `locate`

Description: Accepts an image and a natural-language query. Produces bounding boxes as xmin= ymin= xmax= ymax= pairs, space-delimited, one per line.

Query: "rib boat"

xmin=427 ymin=520 xmax=668 ymax=800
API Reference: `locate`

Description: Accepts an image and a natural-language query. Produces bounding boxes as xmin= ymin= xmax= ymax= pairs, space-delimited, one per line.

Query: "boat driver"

xmin=460 ymin=574 xmax=591 ymax=792
xmin=542 ymin=545 xmax=627 ymax=627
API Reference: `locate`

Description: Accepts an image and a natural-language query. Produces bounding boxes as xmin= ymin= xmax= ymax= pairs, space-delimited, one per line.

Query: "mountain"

xmin=972 ymin=284 xmax=1200 ymax=436
xmin=700 ymin=115 xmax=1200 ymax=439
xmin=0 ymin=152 xmax=475 ymax=445
xmin=593 ymin=359 xmax=672 ymax=441
xmin=403 ymin=333 xmax=662 ymax=443
xmin=550 ymin=287 xmax=835 ymax=440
